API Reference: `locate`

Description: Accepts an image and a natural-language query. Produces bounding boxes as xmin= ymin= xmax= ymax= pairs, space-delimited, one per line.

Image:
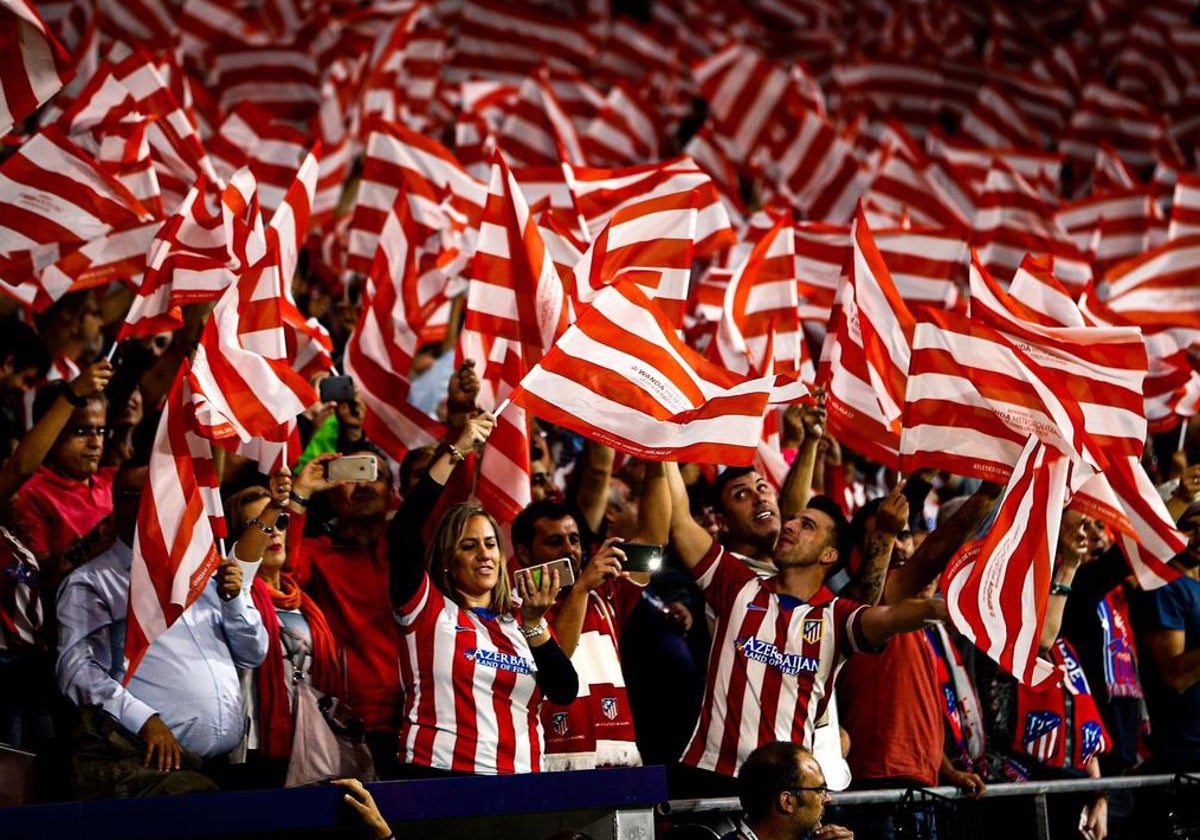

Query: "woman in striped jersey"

xmin=387 ymin=410 xmax=578 ymax=776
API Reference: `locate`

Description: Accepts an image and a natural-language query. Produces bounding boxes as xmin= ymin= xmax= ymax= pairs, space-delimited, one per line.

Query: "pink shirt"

xmin=15 ymin=466 xmax=115 ymax=557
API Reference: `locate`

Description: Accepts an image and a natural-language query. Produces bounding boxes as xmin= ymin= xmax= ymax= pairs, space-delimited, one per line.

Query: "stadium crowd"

xmin=0 ymin=300 xmax=1198 ymax=840
xmin=6 ymin=1 xmax=1200 ymax=840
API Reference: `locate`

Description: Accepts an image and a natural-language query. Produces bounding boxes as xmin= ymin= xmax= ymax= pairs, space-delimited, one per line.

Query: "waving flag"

xmin=125 ymin=368 xmax=222 ymax=680
xmin=1 ymin=0 xmax=74 ymax=137
xmin=944 ymin=436 xmax=1066 ymax=689
xmin=510 ymin=279 xmax=808 ymax=466
xmin=819 ymin=209 xmax=914 ymax=469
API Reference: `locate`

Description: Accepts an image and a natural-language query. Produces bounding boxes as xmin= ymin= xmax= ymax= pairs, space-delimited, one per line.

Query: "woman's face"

xmin=450 ymin=514 xmax=500 ymax=606
xmin=242 ymin=497 xmax=288 ymax=572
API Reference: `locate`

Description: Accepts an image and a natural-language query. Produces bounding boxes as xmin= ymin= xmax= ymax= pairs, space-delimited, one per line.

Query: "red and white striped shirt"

xmin=683 ymin=542 xmax=872 ymax=777
xmin=395 ymin=574 xmax=545 ymax=775
xmin=541 ymin=579 xmax=642 ymax=771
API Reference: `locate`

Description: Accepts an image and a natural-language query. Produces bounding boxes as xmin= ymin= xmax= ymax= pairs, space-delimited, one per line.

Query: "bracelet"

xmin=519 ymin=617 xmax=548 ymax=639
xmin=289 ymin=490 xmax=309 ymax=508
xmin=1050 ymin=582 xmax=1072 ymax=596
xmin=445 ymin=444 xmax=466 ymax=464
xmin=59 ymin=381 xmax=89 ymax=408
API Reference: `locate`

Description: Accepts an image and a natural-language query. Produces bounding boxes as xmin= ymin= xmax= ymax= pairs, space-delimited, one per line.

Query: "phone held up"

xmin=620 ymin=542 xmax=664 ymax=573
xmin=325 ymin=455 xmax=379 ymax=483
xmin=318 ymin=375 xmax=356 ymax=403
xmin=521 ymin=558 xmax=576 ymax=589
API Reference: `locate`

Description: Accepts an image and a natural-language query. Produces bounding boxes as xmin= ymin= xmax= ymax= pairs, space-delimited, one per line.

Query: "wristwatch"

xmin=519 ymin=617 xmax=548 ymax=639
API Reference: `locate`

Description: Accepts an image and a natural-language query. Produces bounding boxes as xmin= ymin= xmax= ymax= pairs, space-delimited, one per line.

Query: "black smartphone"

xmin=621 ymin=542 xmax=664 ymax=573
xmin=319 ymin=375 xmax=356 ymax=403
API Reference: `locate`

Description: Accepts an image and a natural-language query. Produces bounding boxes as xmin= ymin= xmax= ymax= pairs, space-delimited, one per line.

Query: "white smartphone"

xmin=326 ymin=455 xmax=379 ymax=483
xmin=519 ymin=558 xmax=576 ymax=589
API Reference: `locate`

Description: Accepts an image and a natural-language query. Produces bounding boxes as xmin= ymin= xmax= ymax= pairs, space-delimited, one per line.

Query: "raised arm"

xmin=666 ymin=461 xmax=717 ymax=569
xmin=858 ymin=595 xmax=947 ymax=648
xmin=844 ymin=482 xmax=908 ymax=606
xmin=387 ymin=412 xmax=494 ymax=607
xmin=574 ymin=439 xmax=615 ymax=535
xmin=633 ymin=460 xmax=669 ymax=544
xmin=0 ymin=361 xmax=112 ymax=505
xmin=883 ymin=482 xmax=1002 ymax=605
xmin=779 ymin=398 xmax=826 ymax=518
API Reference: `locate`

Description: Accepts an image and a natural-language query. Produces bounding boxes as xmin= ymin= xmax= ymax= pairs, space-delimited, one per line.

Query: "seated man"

xmin=56 ymin=460 xmax=268 ymax=798
xmin=723 ymin=741 xmax=853 ymax=840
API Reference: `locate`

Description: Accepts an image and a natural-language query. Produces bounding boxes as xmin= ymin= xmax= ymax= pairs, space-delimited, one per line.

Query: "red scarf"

xmin=250 ymin=574 xmax=341 ymax=759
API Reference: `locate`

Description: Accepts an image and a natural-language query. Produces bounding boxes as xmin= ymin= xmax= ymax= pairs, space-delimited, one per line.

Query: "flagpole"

xmin=493 ymin=399 xmax=510 ymax=417
xmin=104 ymin=342 xmax=119 ymax=363
xmin=217 ymin=538 xmax=227 ymax=559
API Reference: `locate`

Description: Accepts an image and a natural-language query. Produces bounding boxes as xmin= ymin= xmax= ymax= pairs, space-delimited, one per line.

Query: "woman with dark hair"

xmin=225 ymin=485 xmax=341 ymax=785
xmin=388 ymin=411 xmax=578 ymax=776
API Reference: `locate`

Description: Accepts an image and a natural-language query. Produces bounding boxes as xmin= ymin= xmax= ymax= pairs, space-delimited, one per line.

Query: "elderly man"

xmin=57 ymin=460 xmax=267 ymax=797
xmin=724 ymin=742 xmax=853 ymax=840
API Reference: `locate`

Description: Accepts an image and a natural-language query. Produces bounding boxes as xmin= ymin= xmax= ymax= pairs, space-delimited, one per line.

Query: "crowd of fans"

xmin=0 ymin=288 xmax=1199 ymax=840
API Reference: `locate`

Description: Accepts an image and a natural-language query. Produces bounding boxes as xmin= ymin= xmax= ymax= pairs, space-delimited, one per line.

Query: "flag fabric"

xmin=0 ymin=0 xmax=74 ymax=138
xmin=818 ymin=209 xmax=914 ymax=469
xmin=943 ymin=435 xmax=1066 ymax=689
xmin=124 ymin=368 xmax=222 ymax=680
xmin=509 ymin=279 xmax=808 ymax=466
xmin=710 ymin=208 xmax=812 ymax=381
xmin=568 ymin=188 xmax=702 ymax=327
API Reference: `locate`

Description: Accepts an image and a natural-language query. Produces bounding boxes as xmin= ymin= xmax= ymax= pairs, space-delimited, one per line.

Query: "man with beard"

xmin=285 ymin=442 xmax=404 ymax=777
xmin=1136 ymin=501 xmax=1200 ymax=774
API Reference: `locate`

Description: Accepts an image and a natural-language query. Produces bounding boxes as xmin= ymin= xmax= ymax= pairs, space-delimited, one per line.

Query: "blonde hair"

xmin=426 ymin=502 xmax=512 ymax=615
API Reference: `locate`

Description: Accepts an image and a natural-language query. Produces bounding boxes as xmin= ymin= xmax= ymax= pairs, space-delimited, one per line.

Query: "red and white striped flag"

xmin=818 ymin=209 xmax=914 ymax=469
xmin=495 ymin=71 xmax=586 ymax=167
xmin=568 ymin=188 xmax=701 ymax=327
xmin=343 ymin=182 xmax=444 ymax=462
xmin=461 ymin=152 xmax=569 ymax=522
xmin=510 ymin=279 xmax=809 ymax=466
xmin=943 ymin=436 xmax=1066 ymax=689
xmin=0 ymin=0 xmax=74 ymax=138
xmin=1069 ymin=457 xmax=1184 ymax=592
xmin=0 ymin=125 xmax=153 ymax=310
xmin=710 ymin=209 xmax=812 ymax=381
xmin=968 ymin=256 xmax=1148 ymax=463
xmin=124 ymin=367 xmax=222 ymax=679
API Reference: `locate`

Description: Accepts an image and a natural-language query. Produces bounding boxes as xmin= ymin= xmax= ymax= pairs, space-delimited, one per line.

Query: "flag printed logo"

xmin=1022 ymin=710 xmax=1062 ymax=761
xmin=551 ymin=712 xmax=569 ymax=736
xmin=601 ymin=697 xmax=618 ymax=720
xmin=803 ymin=618 xmax=824 ymax=644
xmin=1081 ymin=721 xmax=1105 ymax=761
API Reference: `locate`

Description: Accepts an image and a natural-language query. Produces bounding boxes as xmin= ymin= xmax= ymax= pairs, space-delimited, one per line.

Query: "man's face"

xmin=113 ymin=465 xmax=148 ymax=545
xmin=1083 ymin=517 xmax=1111 ymax=560
xmin=789 ymin=754 xmax=831 ymax=833
xmin=51 ymin=403 xmax=106 ymax=480
xmin=774 ymin=508 xmax=837 ymax=570
xmin=0 ymin=360 xmax=38 ymax=395
xmin=518 ymin=515 xmax=583 ymax=572
xmin=529 ymin=445 xmax=561 ymax=503
xmin=606 ymin=478 xmax=639 ymax=540
xmin=717 ymin=471 xmax=780 ymax=551
xmin=1058 ymin=509 xmax=1088 ymax=562
xmin=328 ymin=454 xmax=391 ymax=521
xmin=1178 ymin=513 xmax=1200 ymax=568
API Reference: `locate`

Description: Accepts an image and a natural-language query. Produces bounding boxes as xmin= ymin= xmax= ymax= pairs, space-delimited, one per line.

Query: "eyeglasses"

xmin=69 ymin=425 xmax=111 ymax=440
xmin=274 ymin=512 xmax=290 ymax=532
xmin=786 ymin=786 xmax=829 ymax=798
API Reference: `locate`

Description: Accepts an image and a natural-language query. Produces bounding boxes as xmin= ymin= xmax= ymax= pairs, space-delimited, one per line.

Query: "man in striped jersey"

xmin=664 ymin=462 xmax=989 ymax=789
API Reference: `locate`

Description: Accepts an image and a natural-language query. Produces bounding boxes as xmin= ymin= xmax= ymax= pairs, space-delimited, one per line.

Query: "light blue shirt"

xmin=56 ymin=541 xmax=268 ymax=758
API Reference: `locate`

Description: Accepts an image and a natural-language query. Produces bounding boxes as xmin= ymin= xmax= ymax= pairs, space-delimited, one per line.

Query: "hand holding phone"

xmin=620 ymin=542 xmax=664 ymax=574
xmin=325 ymin=455 xmax=379 ymax=483
xmin=520 ymin=558 xmax=576 ymax=589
